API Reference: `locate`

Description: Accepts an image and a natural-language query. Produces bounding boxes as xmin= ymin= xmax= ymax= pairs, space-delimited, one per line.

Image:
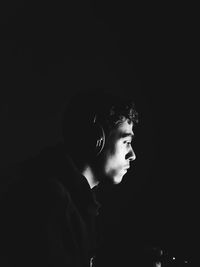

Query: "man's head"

xmin=62 ymin=89 xmax=138 ymax=185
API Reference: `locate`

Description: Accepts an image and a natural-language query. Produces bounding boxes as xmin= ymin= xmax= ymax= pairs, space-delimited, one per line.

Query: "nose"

xmin=127 ymin=146 xmax=136 ymax=161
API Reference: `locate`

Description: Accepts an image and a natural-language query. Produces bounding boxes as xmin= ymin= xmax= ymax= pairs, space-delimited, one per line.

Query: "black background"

xmin=0 ymin=1 xmax=198 ymax=265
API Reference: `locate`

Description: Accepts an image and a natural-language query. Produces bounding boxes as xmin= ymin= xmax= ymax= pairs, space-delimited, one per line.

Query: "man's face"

xmin=101 ymin=119 xmax=136 ymax=184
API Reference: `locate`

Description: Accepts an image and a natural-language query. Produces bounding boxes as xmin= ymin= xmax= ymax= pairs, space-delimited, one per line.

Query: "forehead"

xmin=111 ymin=120 xmax=134 ymax=139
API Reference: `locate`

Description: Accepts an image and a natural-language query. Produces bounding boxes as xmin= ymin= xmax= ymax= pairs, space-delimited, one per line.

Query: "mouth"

xmin=124 ymin=165 xmax=130 ymax=170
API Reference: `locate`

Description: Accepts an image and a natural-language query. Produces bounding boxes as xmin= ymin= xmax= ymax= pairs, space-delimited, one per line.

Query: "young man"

xmin=0 ymin=89 xmax=138 ymax=267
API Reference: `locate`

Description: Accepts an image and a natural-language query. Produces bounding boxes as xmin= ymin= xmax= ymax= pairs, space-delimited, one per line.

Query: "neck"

xmin=82 ymin=165 xmax=99 ymax=189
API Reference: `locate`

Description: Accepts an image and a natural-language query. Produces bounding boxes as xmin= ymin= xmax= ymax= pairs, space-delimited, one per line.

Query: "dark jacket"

xmin=0 ymin=144 xmax=100 ymax=267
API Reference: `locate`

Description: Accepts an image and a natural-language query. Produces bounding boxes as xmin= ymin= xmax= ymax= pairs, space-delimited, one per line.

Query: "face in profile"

xmin=101 ymin=119 xmax=136 ymax=184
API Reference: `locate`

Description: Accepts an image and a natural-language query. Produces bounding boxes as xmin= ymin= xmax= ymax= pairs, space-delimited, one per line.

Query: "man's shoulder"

xmin=19 ymin=144 xmax=65 ymax=175
xmin=0 ymin=144 xmax=73 ymax=197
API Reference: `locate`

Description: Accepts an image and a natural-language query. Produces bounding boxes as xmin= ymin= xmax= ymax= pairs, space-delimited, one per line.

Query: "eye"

xmin=124 ymin=140 xmax=132 ymax=146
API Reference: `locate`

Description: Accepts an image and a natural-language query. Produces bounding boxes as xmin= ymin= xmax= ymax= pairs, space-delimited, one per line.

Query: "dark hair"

xmin=62 ymin=89 xmax=138 ymax=165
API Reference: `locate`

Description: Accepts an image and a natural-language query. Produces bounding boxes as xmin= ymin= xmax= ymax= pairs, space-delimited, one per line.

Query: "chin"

xmin=112 ymin=175 xmax=124 ymax=185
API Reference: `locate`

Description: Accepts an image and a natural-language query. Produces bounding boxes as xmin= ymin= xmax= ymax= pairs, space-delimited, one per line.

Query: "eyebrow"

xmin=119 ymin=133 xmax=134 ymax=139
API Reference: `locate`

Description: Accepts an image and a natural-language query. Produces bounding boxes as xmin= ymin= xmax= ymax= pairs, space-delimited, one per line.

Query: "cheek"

xmin=106 ymin=146 xmax=125 ymax=169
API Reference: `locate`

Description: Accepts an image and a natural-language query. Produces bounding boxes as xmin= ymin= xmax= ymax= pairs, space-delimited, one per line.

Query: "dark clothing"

xmin=0 ymin=144 xmax=100 ymax=267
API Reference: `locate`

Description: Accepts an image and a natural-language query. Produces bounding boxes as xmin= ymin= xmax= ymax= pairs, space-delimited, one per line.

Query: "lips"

xmin=124 ymin=165 xmax=130 ymax=170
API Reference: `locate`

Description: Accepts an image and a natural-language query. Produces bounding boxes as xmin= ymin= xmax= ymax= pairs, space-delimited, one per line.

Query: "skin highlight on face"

xmin=101 ymin=119 xmax=136 ymax=184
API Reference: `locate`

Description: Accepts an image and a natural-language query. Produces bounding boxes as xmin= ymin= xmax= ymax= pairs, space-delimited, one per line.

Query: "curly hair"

xmin=96 ymin=96 xmax=138 ymax=135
